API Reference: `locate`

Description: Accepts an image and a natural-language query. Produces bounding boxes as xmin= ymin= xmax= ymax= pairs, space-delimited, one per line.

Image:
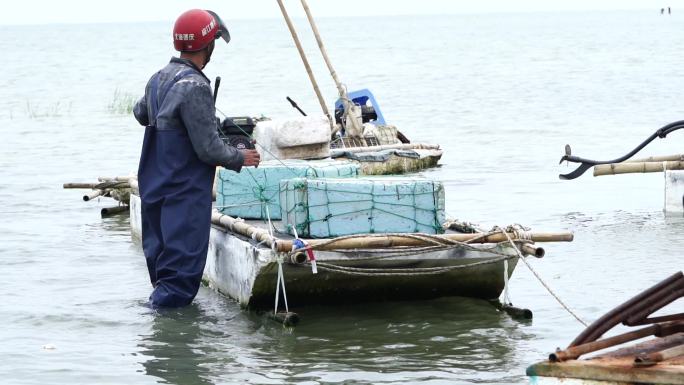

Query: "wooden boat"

xmin=527 ymin=271 xmax=684 ymax=385
xmin=126 ymin=183 xmax=572 ymax=323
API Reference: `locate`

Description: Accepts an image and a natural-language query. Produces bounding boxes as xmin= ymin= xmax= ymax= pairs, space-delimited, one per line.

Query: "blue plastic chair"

xmin=334 ymin=89 xmax=386 ymax=125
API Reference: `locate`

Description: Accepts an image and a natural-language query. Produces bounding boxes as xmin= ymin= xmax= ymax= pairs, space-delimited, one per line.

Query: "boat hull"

xmin=131 ymin=194 xmax=518 ymax=309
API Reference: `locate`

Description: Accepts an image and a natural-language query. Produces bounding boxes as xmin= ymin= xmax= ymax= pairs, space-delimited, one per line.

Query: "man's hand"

xmin=241 ymin=149 xmax=261 ymax=167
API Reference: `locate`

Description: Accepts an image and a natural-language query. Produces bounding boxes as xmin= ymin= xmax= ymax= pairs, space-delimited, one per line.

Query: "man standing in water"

xmin=133 ymin=9 xmax=260 ymax=307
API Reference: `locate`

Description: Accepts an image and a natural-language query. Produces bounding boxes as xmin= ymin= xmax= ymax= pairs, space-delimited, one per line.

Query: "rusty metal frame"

xmin=550 ymin=271 xmax=684 ymax=362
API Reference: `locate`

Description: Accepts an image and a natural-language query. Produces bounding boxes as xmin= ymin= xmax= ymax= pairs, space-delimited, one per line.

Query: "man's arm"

xmin=180 ymin=84 xmax=245 ymax=172
xmin=133 ymin=96 xmax=149 ymax=126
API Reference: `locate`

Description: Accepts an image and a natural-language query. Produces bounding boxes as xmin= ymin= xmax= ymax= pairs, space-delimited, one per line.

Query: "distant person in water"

xmin=669 ymin=7 xmax=671 ymax=14
xmin=133 ymin=9 xmax=260 ymax=308
xmin=661 ymin=8 xmax=665 ymax=14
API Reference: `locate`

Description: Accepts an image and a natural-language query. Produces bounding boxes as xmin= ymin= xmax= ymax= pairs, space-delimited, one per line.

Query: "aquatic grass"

xmin=108 ymin=89 xmax=137 ymax=115
xmin=25 ymin=100 xmax=71 ymax=119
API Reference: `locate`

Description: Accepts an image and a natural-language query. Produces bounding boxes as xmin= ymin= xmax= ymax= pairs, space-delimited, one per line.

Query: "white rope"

xmin=499 ymin=228 xmax=588 ymax=327
xmin=265 ymin=204 xmax=290 ymax=314
xmin=277 ymin=257 xmax=289 ymax=313
xmin=502 ymin=259 xmax=512 ymax=305
xmin=274 ymin=258 xmax=282 ymax=314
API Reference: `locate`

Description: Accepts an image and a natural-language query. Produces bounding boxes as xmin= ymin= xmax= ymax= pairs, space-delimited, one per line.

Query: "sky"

xmin=1 ymin=0 xmax=682 ymax=26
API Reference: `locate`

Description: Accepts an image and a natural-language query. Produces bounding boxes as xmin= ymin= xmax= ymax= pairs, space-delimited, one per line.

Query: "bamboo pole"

xmin=626 ymin=154 xmax=684 ymax=163
xmin=83 ymin=190 xmax=103 ymax=202
xmin=593 ymin=161 xmax=684 ymax=177
xmin=299 ymin=0 xmax=344 ymax=98
xmin=210 ymin=212 xmax=573 ymax=252
xmin=211 ymin=212 xmax=279 ymax=249
xmin=98 ymin=176 xmax=135 ymax=182
xmin=522 ymin=244 xmax=545 ymax=258
xmin=278 ymin=232 xmax=573 ymax=252
xmin=275 ymin=0 xmax=332 ymax=128
xmin=63 ymin=182 xmax=99 ymax=189
xmin=299 ymin=0 xmax=362 ymax=136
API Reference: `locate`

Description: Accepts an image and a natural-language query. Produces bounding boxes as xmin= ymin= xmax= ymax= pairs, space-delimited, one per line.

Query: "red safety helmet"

xmin=173 ymin=9 xmax=230 ymax=52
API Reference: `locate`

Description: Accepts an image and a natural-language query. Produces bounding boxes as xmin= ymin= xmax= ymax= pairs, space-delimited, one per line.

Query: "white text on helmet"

xmin=175 ymin=33 xmax=195 ymax=41
xmin=201 ymin=20 xmax=216 ymax=37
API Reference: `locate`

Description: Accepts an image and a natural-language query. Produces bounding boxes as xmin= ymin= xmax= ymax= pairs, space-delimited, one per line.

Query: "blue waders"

xmin=138 ymin=70 xmax=216 ymax=307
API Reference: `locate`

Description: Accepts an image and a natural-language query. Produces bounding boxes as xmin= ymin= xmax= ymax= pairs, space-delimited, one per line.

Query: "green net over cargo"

xmin=216 ymin=160 xmax=360 ymax=220
xmin=280 ymin=177 xmax=446 ymax=238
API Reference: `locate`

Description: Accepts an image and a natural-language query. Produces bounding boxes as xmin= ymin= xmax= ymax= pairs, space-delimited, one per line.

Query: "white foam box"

xmin=253 ymin=116 xmax=331 ymax=161
xmin=280 ymin=177 xmax=446 ymax=238
xmin=216 ymin=159 xmax=360 ymax=220
xmin=664 ymin=170 xmax=684 ymax=213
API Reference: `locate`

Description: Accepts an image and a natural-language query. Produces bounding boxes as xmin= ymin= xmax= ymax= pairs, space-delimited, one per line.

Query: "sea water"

xmin=1 ymin=10 xmax=683 ymax=384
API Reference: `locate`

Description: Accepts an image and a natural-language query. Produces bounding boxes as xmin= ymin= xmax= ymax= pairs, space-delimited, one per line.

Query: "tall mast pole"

xmin=299 ymin=0 xmax=362 ymax=136
xmin=276 ymin=0 xmax=333 ymax=129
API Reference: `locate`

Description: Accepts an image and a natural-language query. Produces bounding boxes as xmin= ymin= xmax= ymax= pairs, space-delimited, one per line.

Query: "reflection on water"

xmin=140 ymin=305 xmax=214 ymax=385
xmin=138 ymin=295 xmax=533 ymax=384
xmin=100 ymin=211 xmax=133 ymax=233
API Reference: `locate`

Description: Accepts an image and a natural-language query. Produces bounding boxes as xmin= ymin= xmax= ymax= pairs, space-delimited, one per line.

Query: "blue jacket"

xmin=134 ymin=57 xmax=243 ymax=170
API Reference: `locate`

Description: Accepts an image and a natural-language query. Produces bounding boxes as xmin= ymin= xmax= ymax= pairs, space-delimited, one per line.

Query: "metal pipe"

xmin=569 ymin=272 xmax=684 ymax=347
xmin=629 ymin=312 xmax=684 ymax=326
xmin=275 ymin=0 xmax=332 ymax=127
xmin=551 ymin=324 xmax=660 ymax=362
xmin=625 ymin=288 xmax=684 ymax=325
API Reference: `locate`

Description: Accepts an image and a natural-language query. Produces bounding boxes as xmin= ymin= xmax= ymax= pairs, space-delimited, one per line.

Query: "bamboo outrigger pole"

xmin=593 ymin=161 xmax=684 ymax=177
xmin=275 ymin=0 xmax=333 ymax=128
xmin=626 ymin=154 xmax=684 ymax=163
xmin=211 ymin=211 xmax=573 ymax=253
xmin=299 ymin=0 xmax=363 ymax=136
